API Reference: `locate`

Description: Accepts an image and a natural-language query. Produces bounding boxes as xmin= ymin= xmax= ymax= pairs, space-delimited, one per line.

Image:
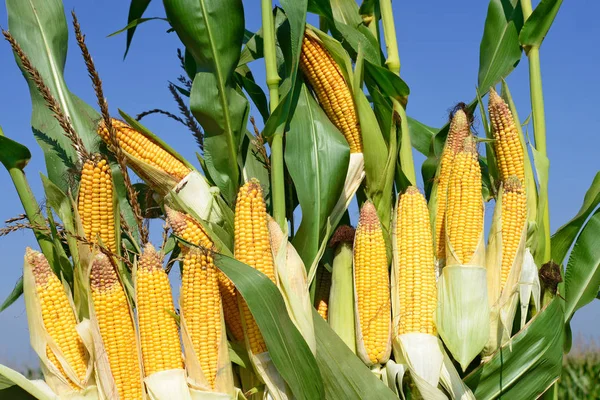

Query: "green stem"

xmin=379 ymin=0 xmax=400 ymax=75
xmin=261 ymin=0 xmax=285 ymax=229
xmin=522 ymin=0 xmax=551 ymax=264
xmin=3 ymin=163 xmax=54 ymax=260
xmin=380 ymin=0 xmax=416 ymax=185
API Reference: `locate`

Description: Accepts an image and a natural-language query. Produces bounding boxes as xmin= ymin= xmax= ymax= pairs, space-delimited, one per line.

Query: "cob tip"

xmin=139 ymin=243 xmax=163 ymax=272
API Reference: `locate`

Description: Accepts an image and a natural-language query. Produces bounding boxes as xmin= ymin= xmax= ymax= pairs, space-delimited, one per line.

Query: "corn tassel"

xmin=488 ymin=89 xmax=525 ymax=184
xmin=97 ymin=118 xmax=191 ymax=181
xmin=90 ymin=253 xmax=143 ymax=399
xmin=234 ymin=179 xmax=276 ymax=355
xmin=135 ymin=243 xmax=183 ymax=376
xmin=78 ymin=155 xmax=117 ymax=254
xmin=446 ymin=137 xmax=484 ymax=265
xmin=26 ymin=249 xmax=87 ymax=388
xmin=394 ymin=187 xmax=437 ymax=336
xmin=433 ymin=110 xmax=470 ymax=260
xmin=300 ymin=32 xmax=362 ymax=153
xmin=353 ymin=201 xmax=391 ymax=366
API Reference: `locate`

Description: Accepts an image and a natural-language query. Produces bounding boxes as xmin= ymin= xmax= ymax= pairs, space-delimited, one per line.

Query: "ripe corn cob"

xmin=314 ymin=266 xmax=332 ymax=321
xmin=488 ymin=89 xmax=525 ymax=184
xmin=166 ymin=210 xmax=225 ymax=388
xmin=446 ymin=137 xmax=484 ymax=264
xmin=78 ymin=155 xmax=117 ymax=254
xmin=354 ymin=201 xmax=391 ymax=365
xmin=234 ymin=179 xmax=276 ymax=354
xmin=90 ymin=253 xmax=142 ymax=399
xmin=26 ymin=248 xmax=87 ymax=387
xmin=433 ymin=110 xmax=470 ymax=259
xmin=97 ymin=118 xmax=191 ymax=181
xmin=300 ymin=32 xmax=362 ymax=153
xmin=500 ymin=177 xmax=527 ymax=289
xmin=136 ymin=243 xmax=183 ymax=376
xmin=167 ymin=209 xmax=244 ymax=343
xmin=395 ymin=187 xmax=437 ymax=336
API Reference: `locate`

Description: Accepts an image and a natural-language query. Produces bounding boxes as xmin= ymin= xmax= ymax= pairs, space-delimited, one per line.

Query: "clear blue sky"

xmin=0 ymin=1 xmax=598 ymax=369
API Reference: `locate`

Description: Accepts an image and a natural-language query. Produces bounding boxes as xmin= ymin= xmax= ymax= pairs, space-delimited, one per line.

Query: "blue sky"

xmin=0 ymin=1 xmax=598 ymax=369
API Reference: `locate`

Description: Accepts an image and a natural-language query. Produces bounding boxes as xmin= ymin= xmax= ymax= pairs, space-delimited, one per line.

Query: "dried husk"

xmin=174 ymin=170 xmax=225 ymax=226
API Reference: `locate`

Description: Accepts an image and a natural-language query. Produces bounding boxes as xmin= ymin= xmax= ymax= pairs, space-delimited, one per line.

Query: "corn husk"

xmin=180 ymin=294 xmax=234 ymax=396
xmin=267 ymin=217 xmax=316 ymax=354
xmin=247 ymin=352 xmax=292 ymax=400
xmin=85 ymin=252 xmax=146 ymax=400
xmin=174 ymin=170 xmax=225 ymax=226
xmin=484 ymin=186 xmax=528 ymax=356
xmin=0 ymin=364 xmax=59 ymax=400
xmin=381 ymin=360 xmax=407 ymax=398
xmin=328 ymin=241 xmax=356 ymax=353
xmin=23 ymin=251 xmax=95 ymax=396
xmin=518 ymin=249 xmax=541 ymax=329
xmin=438 ymin=349 xmax=476 ymax=400
xmin=144 ymin=369 xmax=192 ymax=400
xmin=331 ymin=153 xmax=365 ymax=224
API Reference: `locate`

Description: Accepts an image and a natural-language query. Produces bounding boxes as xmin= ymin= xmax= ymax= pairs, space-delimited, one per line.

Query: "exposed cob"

xmin=166 ymin=209 xmax=226 ymax=388
xmin=26 ymin=249 xmax=87 ymax=388
xmin=167 ymin=209 xmax=244 ymax=343
xmin=354 ymin=201 xmax=391 ymax=365
xmin=90 ymin=253 xmax=143 ymax=399
xmin=135 ymin=243 xmax=183 ymax=377
xmin=78 ymin=155 xmax=117 ymax=254
xmin=500 ymin=177 xmax=527 ymax=289
xmin=314 ymin=266 xmax=332 ymax=321
xmin=300 ymin=32 xmax=362 ymax=153
xmin=488 ymin=89 xmax=525 ymax=184
xmin=446 ymin=137 xmax=484 ymax=264
xmin=433 ymin=110 xmax=471 ymax=260
xmin=234 ymin=179 xmax=276 ymax=354
xmin=394 ymin=187 xmax=437 ymax=336
xmin=97 ymin=118 xmax=191 ymax=181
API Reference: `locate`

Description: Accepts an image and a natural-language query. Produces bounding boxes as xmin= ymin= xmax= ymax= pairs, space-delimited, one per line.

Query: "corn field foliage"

xmin=0 ymin=0 xmax=599 ymax=399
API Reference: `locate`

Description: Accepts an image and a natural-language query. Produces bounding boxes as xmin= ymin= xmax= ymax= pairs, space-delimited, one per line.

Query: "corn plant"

xmin=0 ymin=0 xmax=598 ymax=399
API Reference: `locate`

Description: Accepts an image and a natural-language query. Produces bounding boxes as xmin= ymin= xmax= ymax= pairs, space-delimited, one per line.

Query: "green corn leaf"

xmin=0 ymin=132 xmax=31 ymax=171
xmin=286 ymin=84 xmax=350 ymax=269
xmin=164 ymin=0 xmax=248 ymax=204
xmin=0 ymin=277 xmax=23 ymax=313
xmin=124 ymin=0 xmax=153 ymax=57
xmin=564 ymin=210 xmax=600 ymax=322
xmin=519 ymin=0 xmax=564 ymax=49
xmin=213 ymin=254 xmax=324 ymax=400
xmin=407 ymin=117 xmax=437 ymax=157
xmin=464 ymin=298 xmax=563 ymax=399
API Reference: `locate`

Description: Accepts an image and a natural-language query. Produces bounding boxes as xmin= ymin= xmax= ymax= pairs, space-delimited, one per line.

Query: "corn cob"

xmin=78 ymin=155 xmax=117 ymax=254
xmin=500 ymin=177 xmax=527 ymax=289
xmin=26 ymin=249 xmax=87 ymax=387
xmin=395 ymin=187 xmax=437 ymax=336
xmin=433 ymin=110 xmax=470 ymax=259
xmin=166 ymin=210 xmax=226 ymax=388
xmin=234 ymin=179 xmax=276 ymax=354
xmin=90 ymin=253 xmax=142 ymax=399
xmin=488 ymin=89 xmax=525 ymax=184
xmin=167 ymin=209 xmax=244 ymax=343
xmin=136 ymin=243 xmax=183 ymax=376
xmin=300 ymin=32 xmax=362 ymax=153
xmin=97 ymin=118 xmax=191 ymax=181
xmin=314 ymin=266 xmax=332 ymax=321
xmin=446 ymin=137 xmax=484 ymax=264
xmin=354 ymin=201 xmax=391 ymax=365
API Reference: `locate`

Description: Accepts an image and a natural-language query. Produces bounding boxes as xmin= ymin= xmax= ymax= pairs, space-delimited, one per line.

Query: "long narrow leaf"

xmin=124 ymin=0 xmax=153 ymax=57
xmin=519 ymin=0 xmax=563 ymax=48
